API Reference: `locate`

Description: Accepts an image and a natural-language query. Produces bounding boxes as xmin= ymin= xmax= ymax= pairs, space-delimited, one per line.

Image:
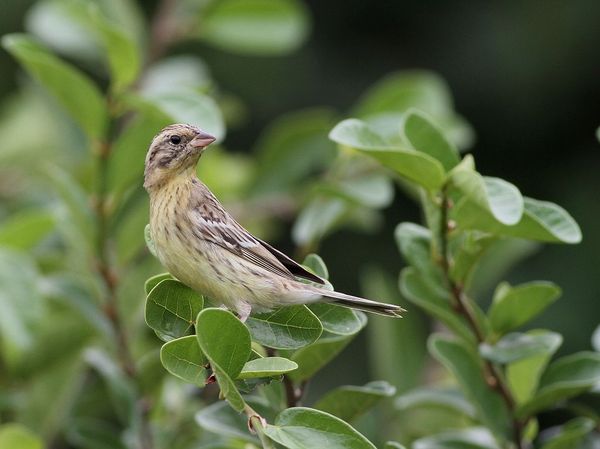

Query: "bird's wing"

xmin=189 ymin=207 xmax=323 ymax=284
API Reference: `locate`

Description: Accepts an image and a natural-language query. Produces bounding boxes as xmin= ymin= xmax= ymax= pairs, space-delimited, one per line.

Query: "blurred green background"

xmin=0 ymin=0 xmax=599 ymax=445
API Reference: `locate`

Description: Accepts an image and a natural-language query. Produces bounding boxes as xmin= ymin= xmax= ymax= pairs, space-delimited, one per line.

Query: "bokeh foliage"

xmin=0 ymin=1 xmax=599 ymax=449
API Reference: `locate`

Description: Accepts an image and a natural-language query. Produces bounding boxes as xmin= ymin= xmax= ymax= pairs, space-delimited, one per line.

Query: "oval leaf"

xmin=246 ymin=305 xmax=322 ymax=350
xmin=238 ymin=357 xmax=298 ymax=379
xmin=308 ymin=304 xmax=364 ymax=336
xmin=480 ymin=332 xmax=562 ymax=365
xmin=144 ymin=272 xmax=172 ymax=295
xmin=145 ymin=279 xmax=204 ymax=341
xmin=403 ymin=110 xmax=459 ymax=171
xmin=160 ymin=335 xmax=207 ymax=386
xmin=264 ymin=407 xmax=376 ymax=449
xmin=200 ymin=0 xmax=310 ymax=56
xmin=428 ymin=335 xmax=511 ymax=439
xmin=0 ymin=424 xmax=43 ymax=449
xmin=489 ymin=281 xmax=561 ymax=335
xmin=2 ymin=33 xmax=106 ymax=139
xmin=329 ymin=119 xmax=446 ymax=190
xmin=413 ymin=427 xmax=500 ymax=449
xmin=518 ymin=351 xmax=600 ymax=418
xmin=314 ymin=381 xmax=396 ymax=422
xmin=395 ymin=387 xmax=476 ymax=419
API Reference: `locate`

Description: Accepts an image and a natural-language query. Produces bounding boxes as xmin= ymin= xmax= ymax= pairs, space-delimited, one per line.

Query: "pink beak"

xmin=190 ymin=130 xmax=216 ymax=148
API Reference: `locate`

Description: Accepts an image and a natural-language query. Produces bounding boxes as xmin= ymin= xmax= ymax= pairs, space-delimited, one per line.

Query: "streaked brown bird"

xmin=144 ymin=124 xmax=404 ymax=321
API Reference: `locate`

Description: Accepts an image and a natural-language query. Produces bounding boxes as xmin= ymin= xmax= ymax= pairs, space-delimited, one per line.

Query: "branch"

xmin=438 ymin=186 xmax=525 ymax=449
xmin=244 ymin=405 xmax=274 ymax=449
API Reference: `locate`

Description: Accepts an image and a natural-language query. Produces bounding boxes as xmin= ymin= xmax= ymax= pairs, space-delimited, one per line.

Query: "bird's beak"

xmin=190 ymin=130 xmax=216 ymax=148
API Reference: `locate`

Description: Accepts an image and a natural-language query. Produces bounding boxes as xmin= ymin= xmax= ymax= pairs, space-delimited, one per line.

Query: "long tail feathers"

xmin=317 ymin=289 xmax=405 ymax=318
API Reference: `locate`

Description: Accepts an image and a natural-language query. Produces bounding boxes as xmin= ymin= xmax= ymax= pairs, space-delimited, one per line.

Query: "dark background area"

xmin=1 ymin=0 xmax=598 ymax=352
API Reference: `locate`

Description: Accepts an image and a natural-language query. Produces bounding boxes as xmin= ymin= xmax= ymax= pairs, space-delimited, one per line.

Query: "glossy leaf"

xmin=429 ymin=335 xmax=511 ymax=439
xmin=384 ymin=443 xmax=406 ymax=449
xmin=403 ymin=110 xmax=459 ymax=171
xmin=264 ymin=407 xmax=376 ymax=449
xmin=480 ymin=332 xmax=562 ymax=364
xmin=238 ymin=357 xmax=298 ymax=379
xmin=246 ymin=305 xmax=322 ymax=349
xmin=140 ymin=55 xmax=211 ymax=95
xmin=64 ymin=0 xmax=140 ymax=91
xmin=145 ymin=279 xmax=204 ymax=341
xmin=489 ymin=281 xmax=561 ymax=335
xmin=144 ymin=273 xmax=172 ymax=295
xmin=453 ymin=196 xmax=582 ymax=244
xmin=449 ymin=232 xmax=496 ymax=285
xmin=314 ymin=381 xmax=396 ymax=422
xmin=507 ymin=330 xmax=563 ymax=404
xmin=325 ymin=173 xmax=394 ymax=208
xmin=0 ymin=424 xmax=43 ymax=449
xmin=539 ymin=417 xmax=595 ymax=449
xmin=329 ymin=119 xmax=446 ymax=190
xmin=196 ymin=308 xmax=251 ymax=411
xmin=518 ymin=351 xmax=600 ymax=418
xmin=292 ymin=196 xmax=346 ymax=245
xmin=400 ymin=268 xmax=475 ymax=344
xmin=0 ymin=210 xmax=54 ymax=250
xmin=200 ymin=0 xmax=309 ymax=56
xmin=308 ymin=304 xmax=363 ymax=336
xmin=395 ymin=222 xmax=441 ymax=282
xmin=2 ymin=34 xmax=106 ymax=139
xmin=450 ymin=164 xmax=523 ymax=226
xmin=413 ymin=427 xmax=500 ymax=449
xmin=160 ymin=335 xmax=208 ymax=386
xmin=395 ymin=387 xmax=477 ymax=419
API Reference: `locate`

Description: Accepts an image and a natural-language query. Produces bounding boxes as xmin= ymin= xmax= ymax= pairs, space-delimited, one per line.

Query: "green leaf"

xmin=64 ymin=0 xmax=140 ymax=92
xmin=246 ymin=305 xmax=322 ymax=350
xmin=144 ymin=273 xmax=172 ymax=295
xmin=325 ymin=174 xmax=394 ymax=208
xmin=384 ymin=443 xmax=406 ymax=449
xmin=238 ymin=357 xmax=297 ymax=379
xmin=292 ymin=196 xmax=346 ymax=246
xmin=314 ymin=381 xmax=396 ymax=422
xmin=140 ymin=55 xmax=211 ymax=95
xmin=0 ymin=424 xmax=43 ymax=449
xmin=518 ymin=351 xmax=600 ymax=418
xmin=0 ymin=250 xmax=43 ymax=368
xmin=395 ymin=222 xmax=443 ymax=283
xmin=253 ymin=108 xmax=337 ymax=193
xmin=264 ymin=407 xmax=376 ymax=449
xmin=84 ymin=348 xmax=136 ymax=424
xmin=453 ymin=196 xmax=582 ymax=244
xmin=196 ymin=308 xmax=250 ymax=411
xmin=145 ymin=279 xmax=204 ymax=341
xmin=309 ymin=304 xmax=365 ymax=336
xmin=507 ymin=330 xmax=562 ymax=404
xmin=2 ymin=34 xmax=106 ymax=139
xmin=287 ymin=324 xmax=365 ymax=382
xmin=160 ymin=335 xmax=208 ymax=386
xmin=450 ymin=164 xmax=523 ymax=226
xmin=592 ymin=324 xmax=600 ymax=352
xmin=412 ymin=427 xmax=500 ymax=449
xmin=403 ymin=110 xmax=459 ymax=171
xmin=200 ymin=0 xmax=309 ymax=56
xmin=539 ymin=417 xmax=595 ymax=449
xmin=429 ymin=335 xmax=511 ymax=440
xmin=400 ymin=268 xmax=475 ymax=344
xmin=449 ymin=232 xmax=496 ymax=286
xmin=141 ymin=90 xmax=225 ymax=142
xmin=480 ymin=332 xmax=563 ymax=364
xmin=108 ymin=107 xmax=171 ymax=194
xmin=488 ymin=281 xmax=561 ymax=335
xmin=395 ymin=387 xmax=477 ymax=419
xmin=0 ymin=210 xmax=55 ymax=250
xmin=302 ymin=253 xmax=329 ymax=279
xmin=329 ymin=119 xmax=446 ymax=190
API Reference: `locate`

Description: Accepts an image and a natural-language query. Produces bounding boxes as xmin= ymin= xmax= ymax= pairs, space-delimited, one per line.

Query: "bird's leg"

xmin=237 ymin=301 xmax=252 ymax=323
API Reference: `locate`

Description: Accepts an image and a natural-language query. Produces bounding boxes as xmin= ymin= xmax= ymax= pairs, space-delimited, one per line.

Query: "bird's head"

xmin=144 ymin=123 xmax=215 ymax=191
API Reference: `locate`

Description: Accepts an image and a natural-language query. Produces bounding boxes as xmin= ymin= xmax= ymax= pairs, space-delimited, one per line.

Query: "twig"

xmin=438 ymin=185 xmax=524 ymax=449
xmin=244 ymin=405 xmax=274 ymax=449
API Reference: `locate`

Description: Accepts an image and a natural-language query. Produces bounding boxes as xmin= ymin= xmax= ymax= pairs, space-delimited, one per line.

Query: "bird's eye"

xmin=169 ymin=135 xmax=181 ymax=145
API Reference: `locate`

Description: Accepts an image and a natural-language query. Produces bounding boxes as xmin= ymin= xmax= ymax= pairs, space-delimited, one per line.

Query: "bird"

xmin=144 ymin=123 xmax=404 ymax=322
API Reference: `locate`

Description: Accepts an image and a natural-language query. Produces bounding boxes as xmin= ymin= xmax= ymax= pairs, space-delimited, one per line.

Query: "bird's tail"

xmin=315 ymin=288 xmax=405 ymax=318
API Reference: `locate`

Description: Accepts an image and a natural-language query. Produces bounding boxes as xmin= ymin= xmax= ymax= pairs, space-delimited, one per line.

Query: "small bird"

xmin=144 ymin=124 xmax=404 ymax=322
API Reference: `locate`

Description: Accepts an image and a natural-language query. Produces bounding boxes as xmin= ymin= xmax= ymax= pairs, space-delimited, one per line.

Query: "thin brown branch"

xmin=439 ymin=186 xmax=524 ymax=449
